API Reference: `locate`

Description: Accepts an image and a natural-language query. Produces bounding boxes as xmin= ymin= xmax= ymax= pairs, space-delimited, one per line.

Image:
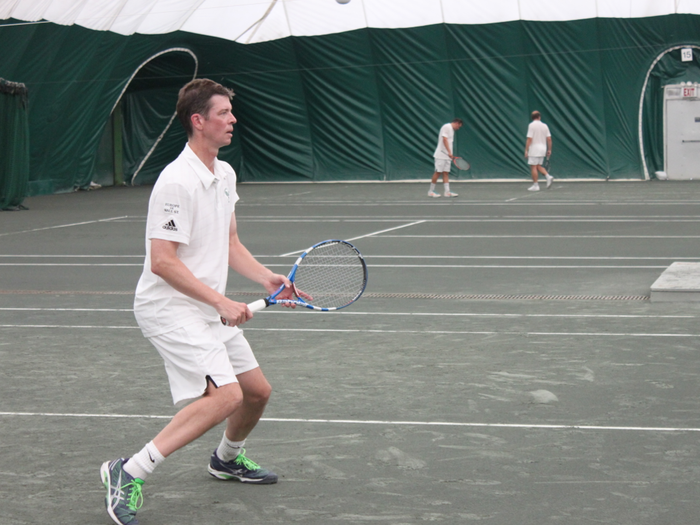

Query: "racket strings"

xmin=294 ymin=242 xmax=366 ymax=309
xmin=454 ymin=158 xmax=470 ymax=170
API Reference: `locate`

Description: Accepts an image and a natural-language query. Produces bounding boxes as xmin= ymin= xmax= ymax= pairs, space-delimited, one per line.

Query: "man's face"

xmin=200 ymin=94 xmax=237 ymax=148
xmin=452 ymin=122 xmax=463 ymax=130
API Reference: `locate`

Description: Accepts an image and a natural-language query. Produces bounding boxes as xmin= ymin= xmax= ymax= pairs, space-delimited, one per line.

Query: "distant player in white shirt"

xmin=428 ymin=118 xmax=463 ymax=198
xmin=524 ymin=110 xmax=553 ymax=191
xmin=100 ymin=79 xmax=295 ymax=525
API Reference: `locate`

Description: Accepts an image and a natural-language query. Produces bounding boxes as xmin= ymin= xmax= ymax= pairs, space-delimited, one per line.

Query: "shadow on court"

xmin=1 ymin=181 xmax=699 ymax=524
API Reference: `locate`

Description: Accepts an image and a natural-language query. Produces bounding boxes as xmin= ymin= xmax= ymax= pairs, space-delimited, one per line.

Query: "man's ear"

xmin=191 ymin=113 xmax=204 ymax=131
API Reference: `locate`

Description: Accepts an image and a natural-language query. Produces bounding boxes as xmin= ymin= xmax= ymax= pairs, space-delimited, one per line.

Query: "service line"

xmin=279 ymin=220 xmax=426 ymax=256
xmin=0 ymin=411 xmax=698 ymax=433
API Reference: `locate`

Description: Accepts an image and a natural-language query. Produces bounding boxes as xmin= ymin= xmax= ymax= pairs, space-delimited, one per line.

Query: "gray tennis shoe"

xmin=208 ymin=449 xmax=278 ymax=484
xmin=100 ymin=458 xmax=144 ymax=525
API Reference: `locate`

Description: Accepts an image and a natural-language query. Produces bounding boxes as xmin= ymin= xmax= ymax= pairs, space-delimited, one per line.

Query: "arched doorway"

xmin=92 ymin=48 xmax=198 ymax=187
xmin=638 ymin=45 xmax=700 ymax=180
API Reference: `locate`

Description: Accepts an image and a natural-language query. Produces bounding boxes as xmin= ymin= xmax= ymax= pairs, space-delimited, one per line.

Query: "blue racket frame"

xmin=222 ymin=240 xmax=367 ymax=325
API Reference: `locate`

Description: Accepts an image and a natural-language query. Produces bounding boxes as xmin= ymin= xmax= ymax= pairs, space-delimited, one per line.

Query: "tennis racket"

xmin=542 ymin=155 xmax=551 ymax=172
xmin=453 ymin=157 xmax=471 ymax=171
xmin=222 ymin=239 xmax=367 ymax=325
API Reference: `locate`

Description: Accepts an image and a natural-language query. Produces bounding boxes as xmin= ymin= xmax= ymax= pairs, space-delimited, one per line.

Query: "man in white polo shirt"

xmin=100 ymin=79 xmax=294 ymax=525
xmin=428 ymin=118 xmax=463 ymax=198
xmin=524 ymin=110 xmax=553 ymax=191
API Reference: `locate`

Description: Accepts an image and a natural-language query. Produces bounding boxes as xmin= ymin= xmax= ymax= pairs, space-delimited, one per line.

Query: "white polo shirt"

xmin=433 ymin=123 xmax=455 ymax=160
xmin=134 ymin=144 xmax=239 ymax=337
xmin=526 ymin=120 xmax=551 ymax=157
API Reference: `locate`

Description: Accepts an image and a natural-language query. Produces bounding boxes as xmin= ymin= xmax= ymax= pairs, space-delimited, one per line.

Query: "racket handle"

xmin=220 ymin=298 xmax=269 ymax=326
xmin=247 ymin=298 xmax=269 ymax=313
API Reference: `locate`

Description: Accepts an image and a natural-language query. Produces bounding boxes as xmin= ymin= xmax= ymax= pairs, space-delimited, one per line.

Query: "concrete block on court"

xmin=651 ymin=262 xmax=700 ymax=302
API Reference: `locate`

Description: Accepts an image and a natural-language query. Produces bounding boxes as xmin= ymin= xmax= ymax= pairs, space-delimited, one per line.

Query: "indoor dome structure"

xmin=2 ymin=0 xmax=700 ymax=203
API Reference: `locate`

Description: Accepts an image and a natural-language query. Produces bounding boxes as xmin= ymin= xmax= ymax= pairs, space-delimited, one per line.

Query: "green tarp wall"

xmin=1 ymin=15 xmax=699 ymax=195
xmin=0 ymin=78 xmax=29 ymax=209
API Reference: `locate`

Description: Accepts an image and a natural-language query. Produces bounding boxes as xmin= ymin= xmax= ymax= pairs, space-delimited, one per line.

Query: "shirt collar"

xmin=182 ymin=143 xmax=224 ymax=189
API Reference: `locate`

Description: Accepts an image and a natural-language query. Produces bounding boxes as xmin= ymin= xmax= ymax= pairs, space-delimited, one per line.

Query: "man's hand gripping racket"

xmin=221 ymin=239 xmax=368 ymax=325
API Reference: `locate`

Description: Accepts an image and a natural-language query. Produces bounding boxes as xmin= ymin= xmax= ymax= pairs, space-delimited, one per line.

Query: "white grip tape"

xmin=247 ymin=298 xmax=268 ymax=313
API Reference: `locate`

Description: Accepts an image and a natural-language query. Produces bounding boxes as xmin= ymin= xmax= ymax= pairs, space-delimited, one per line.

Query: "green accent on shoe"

xmin=208 ymin=448 xmax=278 ymax=484
xmin=233 ymin=450 xmax=261 ymax=470
xmin=125 ymin=478 xmax=144 ymax=511
xmin=101 ymin=458 xmax=145 ymax=525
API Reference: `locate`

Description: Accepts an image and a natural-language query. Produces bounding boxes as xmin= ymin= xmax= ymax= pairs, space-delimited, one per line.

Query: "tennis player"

xmin=428 ymin=118 xmax=463 ymax=198
xmin=100 ymin=78 xmax=294 ymax=525
xmin=524 ymin=110 xmax=553 ymax=191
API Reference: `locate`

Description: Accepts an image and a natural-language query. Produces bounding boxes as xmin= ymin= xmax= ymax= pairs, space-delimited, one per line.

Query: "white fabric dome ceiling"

xmin=1 ymin=0 xmax=699 ymax=44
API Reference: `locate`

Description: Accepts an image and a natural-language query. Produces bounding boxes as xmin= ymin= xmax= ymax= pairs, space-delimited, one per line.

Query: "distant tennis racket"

xmin=453 ymin=157 xmax=471 ymax=171
xmin=222 ymin=239 xmax=367 ymax=325
xmin=542 ymin=155 xmax=551 ymax=172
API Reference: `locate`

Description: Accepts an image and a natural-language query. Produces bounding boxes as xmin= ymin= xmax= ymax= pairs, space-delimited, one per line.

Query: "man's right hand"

xmin=218 ymin=299 xmax=253 ymax=327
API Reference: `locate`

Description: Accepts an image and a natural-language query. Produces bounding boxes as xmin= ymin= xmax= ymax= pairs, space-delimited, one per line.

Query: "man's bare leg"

xmin=225 ymin=367 xmax=272 ymax=441
xmin=153 ymin=381 xmax=242 ymax=457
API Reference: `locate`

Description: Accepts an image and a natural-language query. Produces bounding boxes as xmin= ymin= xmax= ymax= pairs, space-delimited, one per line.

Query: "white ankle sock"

xmin=124 ymin=441 xmax=165 ymax=481
xmin=444 ymin=183 xmax=451 ymax=193
xmin=217 ymin=435 xmax=246 ymax=462
xmin=429 ymin=183 xmax=436 ymax=193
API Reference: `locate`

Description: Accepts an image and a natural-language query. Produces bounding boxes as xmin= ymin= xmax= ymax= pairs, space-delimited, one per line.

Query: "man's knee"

xmin=205 ymin=380 xmax=244 ymax=417
xmin=246 ymin=380 xmax=272 ymax=407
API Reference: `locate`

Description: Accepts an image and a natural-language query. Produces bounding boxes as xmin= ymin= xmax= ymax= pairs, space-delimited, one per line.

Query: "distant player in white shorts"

xmin=524 ymin=110 xmax=553 ymax=191
xmin=100 ymin=79 xmax=295 ymax=525
xmin=428 ymin=118 xmax=463 ymax=198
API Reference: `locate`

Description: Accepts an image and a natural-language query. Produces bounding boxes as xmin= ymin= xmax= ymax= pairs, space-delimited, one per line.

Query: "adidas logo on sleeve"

xmin=162 ymin=219 xmax=178 ymax=231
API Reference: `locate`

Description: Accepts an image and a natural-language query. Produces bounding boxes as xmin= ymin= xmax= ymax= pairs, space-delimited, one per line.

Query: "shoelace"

xmin=124 ymin=479 xmax=145 ymax=511
xmin=234 ymin=449 xmax=261 ymax=471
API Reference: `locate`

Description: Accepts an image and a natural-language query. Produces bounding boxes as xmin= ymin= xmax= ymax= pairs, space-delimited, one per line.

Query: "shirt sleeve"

xmin=146 ymin=182 xmax=193 ymax=245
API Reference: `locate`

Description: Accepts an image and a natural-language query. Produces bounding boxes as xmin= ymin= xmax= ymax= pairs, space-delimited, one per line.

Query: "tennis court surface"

xmin=1 ymin=180 xmax=700 ymax=524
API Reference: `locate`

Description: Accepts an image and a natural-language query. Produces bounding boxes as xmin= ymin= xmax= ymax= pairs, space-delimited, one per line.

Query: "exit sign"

xmin=683 ymin=86 xmax=697 ymax=98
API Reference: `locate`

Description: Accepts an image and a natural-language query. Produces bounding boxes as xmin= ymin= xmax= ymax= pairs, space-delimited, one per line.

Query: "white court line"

xmin=378 ymin=235 xmax=700 ymax=239
xmin=0 ymin=308 xmax=134 ymax=312
xmin=365 ymin=256 xmax=694 ymax=260
xmin=1 ymin=324 xmax=698 ymax=337
xmin=0 ymin=263 xmax=142 ymax=267
xmin=0 ymin=307 xmax=693 ymax=319
xmin=258 ymin=311 xmax=696 ymax=319
xmin=351 ymin=265 xmax=667 ymax=269
xmin=0 ymin=263 xmax=667 ymax=268
xmin=240 ymin=217 xmax=700 ymax=223
xmin=0 ymin=255 xmax=143 ymax=258
xmin=0 ymin=254 xmax=689 ymax=260
xmin=367 ymin=219 xmax=700 ymax=223
xmin=241 ymin=214 xmax=700 ymax=219
xmin=243 ymin=328 xmax=700 ymax=337
xmin=0 ymin=325 xmax=139 ymax=329
xmin=279 ymin=220 xmax=426 ymax=256
xmin=0 ymin=255 xmax=692 ymax=261
xmin=0 ymin=216 xmax=129 ymax=237
xmin=345 ymin=220 xmax=426 ymax=242
xmin=0 ymin=411 xmax=697 ymax=433
xmin=238 ymin=202 xmax=700 ymax=207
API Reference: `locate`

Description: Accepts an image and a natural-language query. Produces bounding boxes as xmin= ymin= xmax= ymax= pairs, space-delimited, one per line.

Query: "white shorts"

xmin=147 ymin=319 xmax=259 ymax=407
xmin=528 ymin=156 xmax=545 ymax=166
xmin=434 ymin=159 xmax=452 ymax=173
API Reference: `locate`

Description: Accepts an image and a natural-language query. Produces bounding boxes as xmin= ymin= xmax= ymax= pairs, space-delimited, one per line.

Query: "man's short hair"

xmin=176 ymin=79 xmax=235 ymax=137
xmin=531 ymin=111 xmax=541 ymax=121
xmin=452 ymin=118 xmax=464 ymax=125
